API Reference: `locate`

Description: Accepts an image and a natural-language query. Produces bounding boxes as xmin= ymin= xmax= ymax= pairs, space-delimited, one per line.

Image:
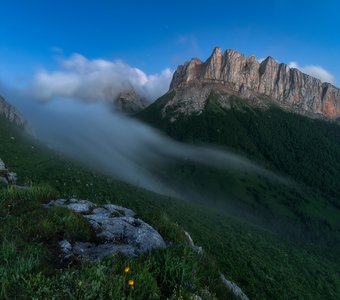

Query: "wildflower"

xmin=128 ymin=279 xmax=134 ymax=287
xmin=124 ymin=267 xmax=130 ymax=273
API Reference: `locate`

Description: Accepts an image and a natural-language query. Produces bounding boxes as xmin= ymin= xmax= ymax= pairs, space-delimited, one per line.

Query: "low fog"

xmin=1 ymin=54 xmax=286 ymax=198
xmin=5 ymin=92 xmax=286 ymax=197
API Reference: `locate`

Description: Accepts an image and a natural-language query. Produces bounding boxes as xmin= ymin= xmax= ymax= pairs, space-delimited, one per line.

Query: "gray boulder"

xmin=0 ymin=158 xmax=7 ymax=175
xmin=6 ymin=172 xmax=17 ymax=185
xmin=0 ymin=176 xmax=8 ymax=185
xmin=44 ymin=199 xmax=166 ymax=259
xmin=0 ymin=159 xmax=19 ymax=186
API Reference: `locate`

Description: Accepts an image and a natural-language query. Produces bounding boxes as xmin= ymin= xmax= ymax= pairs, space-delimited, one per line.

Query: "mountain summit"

xmin=167 ymin=47 xmax=340 ymax=119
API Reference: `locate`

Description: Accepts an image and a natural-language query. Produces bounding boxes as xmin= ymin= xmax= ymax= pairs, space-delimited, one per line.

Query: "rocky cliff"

xmin=113 ymin=87 xmax=147 ymax=114
xmin=0 ymin=95 xmax=30 ymax=130
xmin=169 ymin=47 xmax=340 ymax=119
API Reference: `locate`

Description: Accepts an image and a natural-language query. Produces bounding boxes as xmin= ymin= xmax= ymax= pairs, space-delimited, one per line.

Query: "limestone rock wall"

xmin=170 ymin=47 xmax=340 ymax=119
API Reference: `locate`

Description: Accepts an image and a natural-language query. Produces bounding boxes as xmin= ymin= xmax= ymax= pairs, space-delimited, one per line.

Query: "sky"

xmin=0 ymin=0 xmax=340 ymax=97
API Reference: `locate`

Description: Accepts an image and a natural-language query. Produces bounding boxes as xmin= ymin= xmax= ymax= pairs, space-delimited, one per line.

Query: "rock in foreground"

xmin=44 ymin=199 xmax=166 ymax=259
xmin=0 ymin=158 xmax=17 ymax=185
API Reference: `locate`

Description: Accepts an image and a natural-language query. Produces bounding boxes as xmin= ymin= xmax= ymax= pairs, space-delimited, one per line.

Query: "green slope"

xmin=138 ymin=92 xmax=340 ymax=243
xmin=1 ymin=115 xmax=340 ymax=299
xmin=139 ymin=92 xmax=340 ymax=203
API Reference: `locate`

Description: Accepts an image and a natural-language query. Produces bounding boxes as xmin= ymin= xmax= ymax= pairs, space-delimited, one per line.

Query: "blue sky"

xmin=1 ymin=0 xmax=340 ymax=88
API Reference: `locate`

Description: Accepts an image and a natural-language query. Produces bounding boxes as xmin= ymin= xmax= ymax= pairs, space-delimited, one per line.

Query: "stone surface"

xmin=59 ymin=240 xmax=72 ymax=255
xmin=6 ymin=172 xmax=17 ymax=185
xmin=44 ymin=198 xmax=94 ymax=213
xmin=0 ymin=158 xmax=19 ymax=186
xmin=114 ymin=87 xmax=147 ymax=113
xmin=220 ymin=273 xmax=249 ymax=300
xmin=44 ymin=199 xmax=166 ymax=259
xmin=0 ymin=96 xmax=30 ymax=130
xmin=168 ymin=47 xmax=340 ymax=119
xmin=184 ymin=231 xmax=203 ymax=254
xmin=0 ymin=158 xmax=7 ymax=175
xmin=185 ymin=230 xmax=249 ymax=300
xmin=103 ymin=204 xmax=136 ymax=217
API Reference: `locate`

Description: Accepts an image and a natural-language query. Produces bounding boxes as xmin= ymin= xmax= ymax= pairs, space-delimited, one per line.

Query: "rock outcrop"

xmin=184 ymin=229 xmax=249 ymax=300
xmin=169 ymin=47 xmax=340 ymax=119
xmin=0 ymin=96 xmax=29 ymax=128
xmin=113 ymin=87 xmax=147 ymax=114
xmin=44 ymin=199 xmax=166 ymax=259
xmin=0 ymin=158 xmax=17 ymax=185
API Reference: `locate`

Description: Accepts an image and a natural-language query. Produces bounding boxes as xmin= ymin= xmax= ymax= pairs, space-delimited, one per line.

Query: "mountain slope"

xmin=139 ymin=92 xmax=340 ymax=204
xmin=113 ymin=86 xmax=147 ymax=113
xmin=0 ymin=95 xmax=29 ymax=129
xmin=1 ymin=114 xmax=340 ymax=299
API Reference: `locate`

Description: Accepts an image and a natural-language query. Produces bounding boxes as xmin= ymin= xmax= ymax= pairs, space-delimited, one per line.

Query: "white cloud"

xmin=288 ymin=61 xmax=335 ymax=84
xmin=31 ymin=54 xmax=173 ymax=102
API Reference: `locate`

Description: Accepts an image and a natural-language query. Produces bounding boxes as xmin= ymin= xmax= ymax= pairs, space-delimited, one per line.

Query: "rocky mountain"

xmin=166 ymin=47 xmax=340 ymax=120
xmin=0 ymin=95 xmax=30 ymax=129
xmin=113 ymin=87 xmax=147 ymax=113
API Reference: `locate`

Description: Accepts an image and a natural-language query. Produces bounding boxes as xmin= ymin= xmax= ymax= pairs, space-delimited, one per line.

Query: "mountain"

xmin=138 ymin=47 xmax=340 ymax=214
xmin=166 ymin=47 xmax=340 ymax=120
xmin=0 ymin=95 xmax=28 ymax=129
xmin=1 ymin=97 xmax=340 ymax=300
xmin=113 ymin=87 xmax=147 ymax=113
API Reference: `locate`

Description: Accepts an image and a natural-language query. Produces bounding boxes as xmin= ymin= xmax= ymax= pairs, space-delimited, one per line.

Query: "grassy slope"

xmin=139 ymin=92 xmax=340 ymax=204
xmin=137 ymin=93 xmax=340 ymax=244
xmin=1 ymin=116 xmax=340 ymax=299
xmin=138 ymin=92 xmax=340 ymax=297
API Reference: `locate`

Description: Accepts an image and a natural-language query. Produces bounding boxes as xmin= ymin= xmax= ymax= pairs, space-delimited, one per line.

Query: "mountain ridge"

xmin=0 ymin=95 xmax=29 ymax=129
xmin=168 ymin=47 xmax=340 ymax=119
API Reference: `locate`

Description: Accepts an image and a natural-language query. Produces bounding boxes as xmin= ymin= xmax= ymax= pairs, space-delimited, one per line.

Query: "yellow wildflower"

xmin=128 ymin=279 xmax=134 ymax=287
xmin=124 ymin=267 xmax=130 ymax=273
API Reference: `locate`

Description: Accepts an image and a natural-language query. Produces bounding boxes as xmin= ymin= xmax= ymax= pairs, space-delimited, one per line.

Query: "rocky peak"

xmin=0 ymin=96 xmax=24 ymax=125
xmin=203 ymin=47 xmax=223 ymax=80
xmin=0 ymin=95 xmax=30 ymax=130
xmin=169 ymin=48 xmax=340 ymax=119
xmin=113 ymin=87 xmax=147 ymax=114
xmin=170 ymin=58 xmax=202 ymax=89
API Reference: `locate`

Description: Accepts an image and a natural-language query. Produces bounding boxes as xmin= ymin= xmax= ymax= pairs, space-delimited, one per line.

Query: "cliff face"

xmin=114 ymin=88 xmax=147 ymax=114
xmin=169 ymin=47 xmax=340 ymax=119
xmin=0 ymin=95 xmax=29 ymax=129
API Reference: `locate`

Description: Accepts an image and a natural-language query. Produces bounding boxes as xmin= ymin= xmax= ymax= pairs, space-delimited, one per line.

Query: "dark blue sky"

xmin=1 ymin=0 xmax=339 ymax=85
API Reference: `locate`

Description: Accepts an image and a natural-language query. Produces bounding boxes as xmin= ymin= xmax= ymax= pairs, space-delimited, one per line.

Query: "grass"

xmin=1 ymin=115 xmax=340 ymax=299
xmin=0 ymin=184 xmax=234 ymax=299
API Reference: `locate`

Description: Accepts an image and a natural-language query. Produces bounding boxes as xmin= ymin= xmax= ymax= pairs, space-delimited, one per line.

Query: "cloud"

xmin=288 ymin=61 xmax=335 ymax=84
xmin=30 ymin=54 xmax=173 ymax=102
xmin=9 ymin=94 xmax=284 ymax=197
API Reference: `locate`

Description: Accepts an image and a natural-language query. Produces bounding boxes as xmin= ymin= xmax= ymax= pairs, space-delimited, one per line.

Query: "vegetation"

xmin=138 ymin=92 xmax=340 ymax=246
xmin=0 ymin=183 xmax=233 ymax=299
xmin=1 ymin=101 xmax=340 ymax=300
xmin=137 ymin=92 xmax=340 ymax=298
xmin=139 ymin=92 xmax=340 ymax=205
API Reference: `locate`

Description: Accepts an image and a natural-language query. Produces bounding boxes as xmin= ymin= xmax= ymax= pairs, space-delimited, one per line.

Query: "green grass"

xmin=1 ymin=115 xmax=340 ymax=299
xmin=0 ymin=183 xmax=235 ymax=299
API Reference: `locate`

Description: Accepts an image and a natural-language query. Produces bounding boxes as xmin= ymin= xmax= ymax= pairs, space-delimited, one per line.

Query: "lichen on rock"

xmin=44 ymin=198 xmax=166 ymax=259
